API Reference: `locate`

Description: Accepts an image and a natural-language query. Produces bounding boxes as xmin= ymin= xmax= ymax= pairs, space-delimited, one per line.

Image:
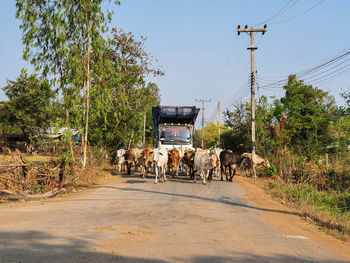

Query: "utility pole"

xmin=218 ymin=101 xmax=221 ymax=146
xmin=237 ymin=24 xmax=267 ymax=155
xmin=142 ymin=112 xmax=146 ymax=145
xmin=196 ymin=99 xmax=211 ymax=149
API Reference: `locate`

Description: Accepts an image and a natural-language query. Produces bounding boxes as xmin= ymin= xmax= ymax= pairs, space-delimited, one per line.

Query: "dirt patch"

xmin=94 ymin=225 xmax=154 ymax=237
xmin=185 ymin=203 xmax=210 ymax=211
xmin=172 ymin=213 xmax=219 ymax=223
xmin=93 ymin=227 xmax=121 ymax=232
xmin=235 ymin=175 xmax=350 ymax=260
xmin=114 ymin=206 xmax=132 ymax=210
xmin=96 ymin=225 xmax=155 ymax=254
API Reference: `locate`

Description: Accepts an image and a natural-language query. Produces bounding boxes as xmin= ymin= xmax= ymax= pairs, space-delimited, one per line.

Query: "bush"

xmin=263 ymin=165 xmax=277 ymax=177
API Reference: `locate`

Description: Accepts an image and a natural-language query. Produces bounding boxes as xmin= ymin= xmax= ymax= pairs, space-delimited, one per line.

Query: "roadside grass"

xmin=265 ymin=180 xmax=350 ymax=238
xmin=0 ymin=154 xmax=54 ymax=164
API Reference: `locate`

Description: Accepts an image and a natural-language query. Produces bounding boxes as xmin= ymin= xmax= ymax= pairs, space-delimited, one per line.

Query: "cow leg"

xmin=140 ymin=165 xmax=144 ymax=178
xmin=229 ymin=168 xmax=236 ymax=182
xmin=201 ymin=170 xmax=207 ymax=185
xmin=127 ymin=162 xmax=132 ymax=175
xmin=208 ymin=169 xmax=212 ymax=182
xmin=154 ymin=166 xmax=159 ymax=183
xmin=162 ymin=166 xmax=166 ymax=182
xmin=220 ymin=165 xmax=224 ymax=181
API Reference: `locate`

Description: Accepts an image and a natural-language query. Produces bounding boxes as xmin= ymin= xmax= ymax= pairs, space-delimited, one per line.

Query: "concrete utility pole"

xmin=237 ymin=24 xmax=267 ymax=155
xmin=142 ymin=112 xmax=146 ymax=145
xmin=218 ymin=101 xmax=221 ymax=145
xmin=196 ymin=99 xmax=211 ymax=149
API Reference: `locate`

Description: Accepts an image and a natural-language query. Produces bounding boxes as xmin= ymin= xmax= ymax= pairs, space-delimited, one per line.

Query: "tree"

xmin=193 ymin=122 xmax=224 ymax=149
xmin=279 ymin=75 xmax=336 ymax=156
xmin=221 ymin=103 xmax=251 ymax=153
xmin=16 ymin=0 xmax=119 ymax=166
xmin=0 ymin=70 xmax=54 ymax=145
xmin=87 ymin=29 xmax=162 ymax=149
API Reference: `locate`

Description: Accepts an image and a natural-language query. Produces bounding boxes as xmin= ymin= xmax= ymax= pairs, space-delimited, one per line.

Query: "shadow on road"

xmin=105 ymin=185 xmax=302 ymax=217
xmin=0 ymin=230 xmax=347 ymax=263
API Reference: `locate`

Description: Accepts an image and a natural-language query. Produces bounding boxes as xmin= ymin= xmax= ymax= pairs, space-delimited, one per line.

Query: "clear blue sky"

xmin=1 ymin=0 xmax=349 ymax=126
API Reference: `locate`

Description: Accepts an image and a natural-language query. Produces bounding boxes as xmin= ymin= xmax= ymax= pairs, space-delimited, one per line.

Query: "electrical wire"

xmin=252 ymin=0 xmax=298 ymax=26
xmin=257 ymin=49 xmax=350 ymax=92
xmin=271 ymin=0 xmax=325 ymax=25
xmin=210 ymin=35 xmax=239 ymax=100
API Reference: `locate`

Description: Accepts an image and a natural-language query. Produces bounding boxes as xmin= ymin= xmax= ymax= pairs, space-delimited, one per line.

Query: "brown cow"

xmin=124 ymin=149 xmax=135 ymax=175
xmin=181 ymin=149 xmax=196 ymax=179
xmin=138 ymin=148 xmax=153 ymax=178
xmin=124 ymin=148 xmax=141 ymax=175
xmin=167 ymin=149 xmax=180 ymax=179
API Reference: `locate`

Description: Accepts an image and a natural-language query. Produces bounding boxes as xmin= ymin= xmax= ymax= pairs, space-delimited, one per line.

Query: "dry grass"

xmin=0 ymin=147 xmax=115 ymax=196
xmin=0 ymin=154 xmax=54 ymax=164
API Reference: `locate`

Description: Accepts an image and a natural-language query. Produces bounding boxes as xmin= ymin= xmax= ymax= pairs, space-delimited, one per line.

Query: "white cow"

xmin=241 ymin=153 xmax=270 ymax=177
xmin=193 ymin=150 xmax=216 ymax=185
xmin=115 ymin=148 xmax=126 ymax=173
xmin=153 ymin=148 xmax=168 ymax=183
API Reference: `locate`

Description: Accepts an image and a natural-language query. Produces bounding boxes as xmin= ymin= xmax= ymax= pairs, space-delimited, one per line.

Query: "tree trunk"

xmin=128 ymin=130 xmax=134 ymax=150
xmin=0 ymin=188 xmax=60 ymax=201
xmin=83 ymin=31 xmax=90 ymax=168
xmin=66 ymin=109 xmax=75 ymax=161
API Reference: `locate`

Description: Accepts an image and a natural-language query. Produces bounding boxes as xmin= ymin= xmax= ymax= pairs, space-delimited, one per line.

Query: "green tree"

xmin=193 ymin=122 xmax=224 ymax=149
xmin=88 ymin=29 xmax=162 ymax=149
xmin=0 ymin=70 xmax=54 ymax=145
xmin=221 ymin=103 xmax=251 ymax=153
xmin=279 ymin=75 xmax=336 ymax=156
xmin=16 ymin=0 xmax=119 ymax=166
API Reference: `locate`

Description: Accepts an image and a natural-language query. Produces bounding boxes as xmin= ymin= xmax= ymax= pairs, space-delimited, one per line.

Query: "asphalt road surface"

xmin=0 ymin=172 xmax=349 ymax=263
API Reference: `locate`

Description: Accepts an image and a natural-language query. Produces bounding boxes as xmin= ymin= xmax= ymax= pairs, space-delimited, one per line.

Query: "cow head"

xmin=204 ymin=156 xmax=216 ymax=171
xmin=263 ymin=159 xmax=270 ymax=168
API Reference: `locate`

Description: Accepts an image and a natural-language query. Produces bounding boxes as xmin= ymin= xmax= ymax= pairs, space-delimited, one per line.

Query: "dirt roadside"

xmin=235 ymin=175 xmax=350 ymax=260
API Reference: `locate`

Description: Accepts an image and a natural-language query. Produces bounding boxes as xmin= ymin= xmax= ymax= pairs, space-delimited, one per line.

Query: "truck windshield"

xmin=160 ymin=128 xmax=191 ymax=145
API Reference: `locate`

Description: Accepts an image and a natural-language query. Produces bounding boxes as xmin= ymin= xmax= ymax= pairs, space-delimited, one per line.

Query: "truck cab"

xmin=152 ymin=106 xmax=200 ymax=149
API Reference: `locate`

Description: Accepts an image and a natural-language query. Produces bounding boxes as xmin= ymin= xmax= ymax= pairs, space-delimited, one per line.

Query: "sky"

xmin=1 ymin=0 xmax=349 ymax=127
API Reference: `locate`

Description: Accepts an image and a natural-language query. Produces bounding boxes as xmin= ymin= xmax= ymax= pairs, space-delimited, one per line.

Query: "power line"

xmin=258 ymin=46 xmax=350 ymax=89
xmin=211 ymin=38 xmax=250 ymax=101
xmin=252 ymin=0 xmax=298 ymax=26
xmin=271 ymin=0 xmax=325 ymax=25
xmin=210 ymin=35 xmax=239 ymax=99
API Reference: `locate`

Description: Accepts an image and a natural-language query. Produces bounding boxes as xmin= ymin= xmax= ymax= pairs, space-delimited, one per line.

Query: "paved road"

xmin=0 ymin=172 xmax=349 ymax=263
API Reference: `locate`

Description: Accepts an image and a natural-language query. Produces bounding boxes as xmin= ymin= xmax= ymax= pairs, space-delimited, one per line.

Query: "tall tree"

xmin=16 ymin=0 xmax=119 ymax=166
xmin=88 ymin=28 xmax=163 ymax=148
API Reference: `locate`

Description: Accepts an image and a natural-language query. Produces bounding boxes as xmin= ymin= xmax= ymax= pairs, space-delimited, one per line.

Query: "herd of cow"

xmin=115 ymin=147 xmax=270 ymax=185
